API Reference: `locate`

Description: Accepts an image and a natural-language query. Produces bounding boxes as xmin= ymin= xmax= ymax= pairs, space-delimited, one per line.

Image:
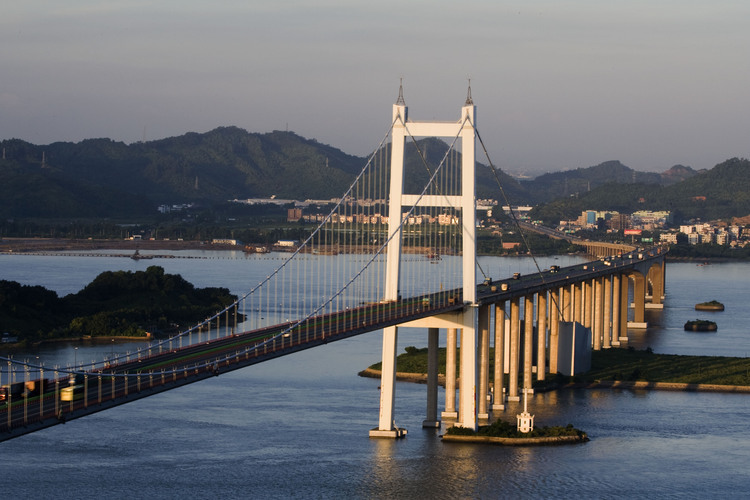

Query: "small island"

xmin=442 ymin=419 xmax=588 ymax=446
xmin=684 ymin=319 xmax=718 ymax=332
xmin=0 ymin=266 xmax=238 ymax=347
xmin=695 ymin=300 xmax=725 ymax=311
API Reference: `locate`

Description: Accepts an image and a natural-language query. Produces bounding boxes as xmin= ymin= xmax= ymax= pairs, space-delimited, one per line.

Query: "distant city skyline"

xmin=2 ymin=1 xmax=749 ymax=175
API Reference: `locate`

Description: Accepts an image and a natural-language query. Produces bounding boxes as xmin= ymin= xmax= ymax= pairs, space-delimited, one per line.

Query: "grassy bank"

xmin=367 ymin=346 xmax=750 ymax=388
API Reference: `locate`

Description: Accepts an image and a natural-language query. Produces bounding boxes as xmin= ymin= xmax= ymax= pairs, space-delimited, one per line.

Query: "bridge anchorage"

xmin=0 ymin=84 xmax=668 ymax=442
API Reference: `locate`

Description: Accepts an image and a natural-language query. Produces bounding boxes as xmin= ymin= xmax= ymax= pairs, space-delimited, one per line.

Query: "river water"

xmin=1 ymin=252 xmax=749 ymax=499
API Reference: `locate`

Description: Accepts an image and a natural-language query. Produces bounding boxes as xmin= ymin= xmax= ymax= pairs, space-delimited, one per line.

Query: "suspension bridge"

xmin=1 ymin=84 xmax=668 ymax=442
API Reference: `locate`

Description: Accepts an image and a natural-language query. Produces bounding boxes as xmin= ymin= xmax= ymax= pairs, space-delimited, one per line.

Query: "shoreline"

xmin=358 ymin=368 xmax=750 ymax=394
xmin=0 ymin=237 xmax=239 ymax=254
xmin=1 ymin=237 xmax=747 ymax=262
xmin=441 ymin=434 xmax=588 ymax=446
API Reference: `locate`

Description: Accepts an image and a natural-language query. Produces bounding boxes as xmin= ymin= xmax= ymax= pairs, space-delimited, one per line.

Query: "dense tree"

xmin=0 ymin=267 xmax=237 ymax=343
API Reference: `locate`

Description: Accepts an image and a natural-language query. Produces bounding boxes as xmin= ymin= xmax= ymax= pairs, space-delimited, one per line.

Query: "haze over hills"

xmin=0 ymin=127 xmax=745 ymax=221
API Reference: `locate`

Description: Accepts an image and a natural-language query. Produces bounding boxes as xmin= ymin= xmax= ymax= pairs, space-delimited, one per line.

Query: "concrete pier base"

xmin=627 ymin=321 xmax=648 ymax=329
xmin=491 ymin=403 xmax=505 ymax=411
xmin=369 ymin=427 xmax=407 ymax=438
xmin=441 ymin=411 xmax=458 ymax=419
xmin=422 ymin=420 xmax=441 ymax=428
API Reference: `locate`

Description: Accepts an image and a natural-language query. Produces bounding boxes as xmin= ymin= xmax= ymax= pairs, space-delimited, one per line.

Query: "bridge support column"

xmin=458 ymin=310 xmax=478 ymax=431
xmin=573 ymin=283 xmax=583 ymax=324
xmin=583 ymin=279 xmax=593 ymax=332
xmin=603 ymin=275 xmax=612 ymax=349
xmin=422 ymin=327 xmax=440 ymax=428
xmin=492 ymin=302 xmax=506 ymax=411
xmin=441 ymin=328 xmax=458 ymax=419
xmin=593 ymin=278 xmax=603 ymax=350
xmin=477 ymin=306 xmax=490 ymax=420
xmin=370 ymin=325 xmax=406 ymax=438
xmin=629 ymin=274 xmax=648 ymax=329
xmin=508 ymin=298 xmax=521 ymax=402
xmin=657 ymin=262 xmax=666 ymax=302
xmin=522 ymin=295 xmax=534 ymax=395
xmin=619 ymin=275 xmax=630 ymax=341
xmin=646 ymin=264 xmax=664 ymax=309
xmin=562 ymin=285 xmax=572 ymax=322
xmin=536 ymin=291 xmax=548 ymax=381
xmin=611 ymin=274 xmax=621 ymax=346
xmin=549 ymin=288 xmax=561 ymax=375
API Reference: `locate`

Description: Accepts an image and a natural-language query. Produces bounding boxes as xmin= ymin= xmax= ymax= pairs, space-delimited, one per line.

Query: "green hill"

xmin=0 ymin=129 xmax=367 ymax=217
xmin=529 ymin=157 xmax=750 ymax=223
xmin=520 ymin=160 xmax=700 ymax=205
xmin=0 ymin=128 xmax=529 ymax=219
xmin=2 ymin=127 xmax=744 ymax=223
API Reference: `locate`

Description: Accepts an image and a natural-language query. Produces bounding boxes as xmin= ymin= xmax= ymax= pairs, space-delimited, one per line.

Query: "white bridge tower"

xmin=370 ymin=84 xmax=479 ymax=438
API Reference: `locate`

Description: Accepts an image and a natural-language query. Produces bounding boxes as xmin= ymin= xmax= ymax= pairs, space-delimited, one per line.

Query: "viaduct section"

xmin=393 ymin=247 xmax=667 ymax=433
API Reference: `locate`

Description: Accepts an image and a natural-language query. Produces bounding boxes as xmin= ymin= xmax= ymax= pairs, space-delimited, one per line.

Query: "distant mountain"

xmin=664 ymin=157 xmax=750 ymax=219
xmin=519 ymin=160 xmax=697 ymax=204
xmin=529 ymin=157 xmax=750 ymax=223
xmin=0 ymin=128 xmax=529 ymax=218
xmin=0 ymin=127 xmax=739 ymax=222
xmin=0 ymin=143 xmax=155 ymax=218
xmin=0 ymin=129 xmax=369 ymax=218
xmin=659 ymin=164 xmax=702 ymax=185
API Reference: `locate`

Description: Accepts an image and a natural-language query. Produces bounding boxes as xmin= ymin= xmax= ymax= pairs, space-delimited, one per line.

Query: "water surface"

xmin=2 ymin=253 xmax=749 ymax=498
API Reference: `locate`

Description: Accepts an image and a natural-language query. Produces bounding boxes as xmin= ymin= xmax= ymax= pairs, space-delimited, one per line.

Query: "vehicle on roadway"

xmin=60 ymin=384 xmax=85 ymax=402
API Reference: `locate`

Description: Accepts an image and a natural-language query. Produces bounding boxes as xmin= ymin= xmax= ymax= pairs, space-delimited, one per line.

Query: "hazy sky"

xmin=2 ymin=1 xmax=749 ymax=175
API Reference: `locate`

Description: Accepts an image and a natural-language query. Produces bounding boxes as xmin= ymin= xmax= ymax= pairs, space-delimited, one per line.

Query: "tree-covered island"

xmin=0 ymin=266 xmax=237 ymax=346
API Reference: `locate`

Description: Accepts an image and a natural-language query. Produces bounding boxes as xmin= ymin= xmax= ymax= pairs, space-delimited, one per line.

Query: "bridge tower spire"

xmin=370 ymin=84 xmax=479 ymax=438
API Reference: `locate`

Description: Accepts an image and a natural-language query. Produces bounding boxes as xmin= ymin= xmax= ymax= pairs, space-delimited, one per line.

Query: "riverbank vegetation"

xmin=367 ymin=345 xmax=750 ymax=387
xmin=0 ymin=266 xmax=236 ymax=346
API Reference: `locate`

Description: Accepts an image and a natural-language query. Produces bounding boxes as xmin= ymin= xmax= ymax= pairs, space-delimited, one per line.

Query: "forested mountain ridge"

xmin=0 ymin=128 xmax=366 ymax=217
xmin=0 ymin=127 xmax=743 ymax=221
xmin=520 ymin=160 xmax=702 ymax=204
xmin=0 ymin=128 xmax=526 ymax=218
xmin=529 ymin=157 xmax=750 ymax=223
